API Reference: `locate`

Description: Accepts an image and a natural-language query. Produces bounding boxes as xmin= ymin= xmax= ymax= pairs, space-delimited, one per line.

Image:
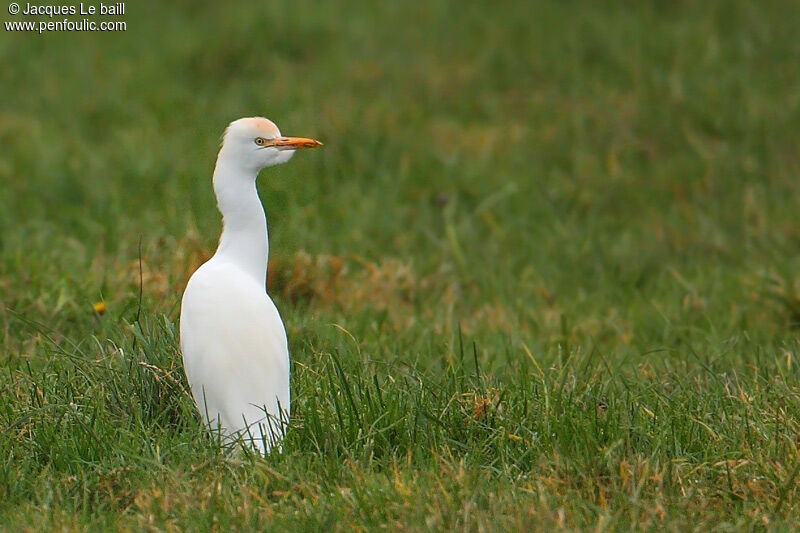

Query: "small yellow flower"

xmin=92 ymin=301 xmax=106 ymax=315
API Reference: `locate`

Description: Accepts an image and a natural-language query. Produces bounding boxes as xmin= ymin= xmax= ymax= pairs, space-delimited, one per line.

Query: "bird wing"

xmin=180 ymin=261 xmax=290 ymax=448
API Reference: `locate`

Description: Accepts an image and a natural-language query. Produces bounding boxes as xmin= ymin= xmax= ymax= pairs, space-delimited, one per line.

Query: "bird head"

xmin=219 ymin=117 xmax=322 ymax=172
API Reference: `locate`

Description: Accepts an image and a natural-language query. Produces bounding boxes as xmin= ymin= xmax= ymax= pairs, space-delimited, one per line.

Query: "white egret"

xmin=180 ymin=117 xmax=322 ymax=454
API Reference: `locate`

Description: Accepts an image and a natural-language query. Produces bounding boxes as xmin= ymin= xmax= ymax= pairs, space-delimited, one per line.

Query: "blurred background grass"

xmin=1 ymin=0 xmax=800 ymax=529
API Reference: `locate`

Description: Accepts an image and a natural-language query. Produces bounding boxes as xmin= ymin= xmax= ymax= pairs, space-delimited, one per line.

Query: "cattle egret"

xmin=180 ymin=117 xmax=322 ymax=454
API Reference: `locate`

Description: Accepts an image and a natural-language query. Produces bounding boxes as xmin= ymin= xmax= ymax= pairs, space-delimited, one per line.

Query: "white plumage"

xmin=180 ymin=117 xmax=321 ymax=454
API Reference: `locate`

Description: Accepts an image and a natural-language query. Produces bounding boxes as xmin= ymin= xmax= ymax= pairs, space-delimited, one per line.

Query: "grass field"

xmin=2 ymin=0 xmax=800 ymax=530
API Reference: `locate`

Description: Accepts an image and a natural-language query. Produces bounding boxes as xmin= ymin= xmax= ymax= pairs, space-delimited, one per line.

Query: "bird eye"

xmin=254 ymin=137 xmax=266 ymax=146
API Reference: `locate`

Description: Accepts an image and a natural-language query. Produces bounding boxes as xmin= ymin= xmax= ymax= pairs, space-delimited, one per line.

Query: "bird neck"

xmin=212 ymin=156 xmax=269 ymax=285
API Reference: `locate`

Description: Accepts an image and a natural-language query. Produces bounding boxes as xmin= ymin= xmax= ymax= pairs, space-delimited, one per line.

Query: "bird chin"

xmin=272 ymin=150 xmax=295 ymax=166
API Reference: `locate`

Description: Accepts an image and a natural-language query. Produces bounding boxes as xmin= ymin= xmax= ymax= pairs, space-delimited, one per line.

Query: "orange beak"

xmin=271 ymin=136 xmax=323 ymax=150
